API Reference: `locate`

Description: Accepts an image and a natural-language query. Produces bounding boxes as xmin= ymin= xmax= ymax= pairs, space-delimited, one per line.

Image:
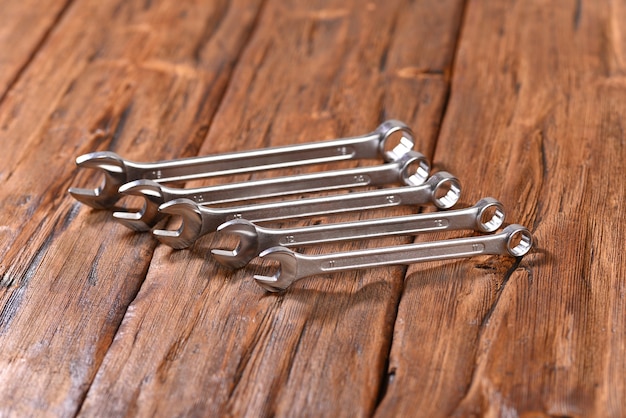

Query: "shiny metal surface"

xmin=152 ymin=171 xmax=461 ymax=249
xmin=211 ymin=198 xmax=504 ymax=269
xmin=112 ymin=150 xmax=429 ymax=231
xmin=68 ymin=120 xmax=415 ymax=209
xmin=253 ymin=224 xmax=533 ymax=292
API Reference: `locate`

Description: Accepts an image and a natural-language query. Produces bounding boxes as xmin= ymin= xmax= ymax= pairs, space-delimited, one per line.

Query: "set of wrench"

xmin=69 ymin=120 xmax=532 ymax=292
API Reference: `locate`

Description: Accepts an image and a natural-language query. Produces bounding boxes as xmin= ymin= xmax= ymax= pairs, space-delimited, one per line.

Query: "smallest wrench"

xmin=211 ymin=198 xmax=505 ymax=269
xmin=253 ymin=224 xmax=533 ymax=292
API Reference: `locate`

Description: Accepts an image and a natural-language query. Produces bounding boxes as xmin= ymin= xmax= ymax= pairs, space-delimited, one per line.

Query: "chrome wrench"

xmin=68 ymin=120 xmax=415 ymax=209
xmin=253 ymin=224 xmax=533 ymax=292
xmin=113 ymin=150 xmax=429 ymax=231
xmin=152 ymin=171 xmax=461 ymax=249
xmin=211 ymin=198 xmax=505 ymax=269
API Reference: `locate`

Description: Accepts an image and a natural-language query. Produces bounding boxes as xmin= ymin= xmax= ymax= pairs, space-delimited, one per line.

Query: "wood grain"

xmin=0 ymin=0 xmax=624 ymax=416
xmin=0 ymin=0 xmax=73 ymax=98
xmin=0 ymin=0 xmax=264 ymax=415
xmin=77 ymin=0 xmax=464 ymax=416
xmin=375 ymin=1 xmax=626 ymax=416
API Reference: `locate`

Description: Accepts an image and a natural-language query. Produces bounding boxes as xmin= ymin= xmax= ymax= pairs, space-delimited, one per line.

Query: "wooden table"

xmin=1 ymin=0 xmax=624 ymax=416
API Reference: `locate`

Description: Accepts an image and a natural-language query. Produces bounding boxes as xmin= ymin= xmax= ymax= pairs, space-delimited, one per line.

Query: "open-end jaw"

xmin=253 ymin=247 xmax=302 ymax=292
xmin=113 ymin=180 xmax=168 ymax=231
xmin=211 ymin=220 xmax=262 ymax=270
xmin=68 ymin=151 xmax=129 ymax=209
xmin=152 ymin=199 xmax=204 ymax=249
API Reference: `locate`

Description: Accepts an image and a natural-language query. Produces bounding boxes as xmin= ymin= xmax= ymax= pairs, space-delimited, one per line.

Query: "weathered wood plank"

xmin=4 ymin=0 xmax=622 ymax=416
xmin=77 ymin=0 xmax=465 ymax=416
xmin=0 ymin=0 xmax=265 ymax=415
xmin=375 ymin=0 xmax=626 ymax=416
xmin=0 ymin=0 xmax=73 ymax=99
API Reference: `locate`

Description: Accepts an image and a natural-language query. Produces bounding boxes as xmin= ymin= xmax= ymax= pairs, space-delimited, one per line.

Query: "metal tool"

xmin=68 ymin=120 xmax=415 ymax=209
xmin=253 ymin=224 xmax=532 ymax=292
xmin=152 ymin=171 xmax=461 ymax=249
xmin=211 ymin=198 xmax=505 ymax=269
xmin=113 ymin=150 xmax=430 ymax=231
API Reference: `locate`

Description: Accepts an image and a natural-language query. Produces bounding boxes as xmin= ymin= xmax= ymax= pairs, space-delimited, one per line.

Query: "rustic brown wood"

xmin=0 ymin=0 xmax=625 ymax=416
xmin=77 ymin=0 xmax=464 ymax=416
xmin=0 ymin=0 xmax=73 ymax=98
xmin=0 ymin=0 xmax=265 ymax=415
xmin=375 ymin=1 xmax=626 ymax=417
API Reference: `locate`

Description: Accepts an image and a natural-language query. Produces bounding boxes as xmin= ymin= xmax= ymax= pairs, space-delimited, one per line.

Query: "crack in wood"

xmin=573 ymin=0 xmax=583 ymax=31
xmin=1 ymin=225 xmax=54 ymax=289
xmin=108 ymin=102 xmax=134 ymax=152
xmin=226 ymin=306 xmax=275 ymax=403
xmin=0 ymin=282 xmax=28 ymax=333
xmin=197 ymin=0 xmax=271 ymax=149
xmin=372 ymin=267 xmax=406 ymax=411
xmin=448 ymin=258 xmax=524 ymax=415
xmin=192 ymin=0 xmax=231 ymax=63
xmin=378 ymin=7 xmax=401 ymax=73
xmin=425 ymin=0 xmax=470 ymax=164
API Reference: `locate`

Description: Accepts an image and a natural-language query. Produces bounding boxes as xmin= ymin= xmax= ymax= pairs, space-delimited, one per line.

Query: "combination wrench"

xmin=253 ymin=224 xmax=533 ymax=292
xmin=211 ymin=198 xmax=505 ymax=269
xmin=68 ymin=120 xmax=415 ymax=209
xmin=113 ymin=150 xmax=429 ymax=231
xmin=152 ymin=171 xmax=461 ymax=249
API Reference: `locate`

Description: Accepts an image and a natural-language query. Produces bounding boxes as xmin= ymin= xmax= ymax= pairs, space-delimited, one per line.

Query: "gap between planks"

xmin=371 ymin=0 xmax=470 ymax=412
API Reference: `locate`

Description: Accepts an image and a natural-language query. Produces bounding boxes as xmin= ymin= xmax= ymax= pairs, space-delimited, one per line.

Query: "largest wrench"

xmin=68 ymin=120 xmax=415 ymax=209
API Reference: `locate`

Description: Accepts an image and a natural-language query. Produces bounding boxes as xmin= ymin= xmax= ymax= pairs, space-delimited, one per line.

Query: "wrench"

xmin=211 ymin=198 xmax=505 ymax=269
xmin=113 ymin=150 xmax=430 ymax=231
xmin=152 ymin=171 xmax=461 ymax=249
xmin=253 ymin=224 xmax=533 ymax=292
xmin=68 ymin=120 xmax=415 ymax=209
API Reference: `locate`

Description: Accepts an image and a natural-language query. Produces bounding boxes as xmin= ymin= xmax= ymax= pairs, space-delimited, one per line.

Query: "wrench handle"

xmin=125 ymin=131 xmax=392 ymax=183
xmin=291 ymin=225 xmax=531 ymax=280
xmin=219 ymin=183 xmax=434 ymax=224
xmin=268 ymin=208 xmax=477 ymax=247
xmin=163 ymin=154 xmax=423 ymax=205
xmin=202 ymin=172 xmax=456 ymax=232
